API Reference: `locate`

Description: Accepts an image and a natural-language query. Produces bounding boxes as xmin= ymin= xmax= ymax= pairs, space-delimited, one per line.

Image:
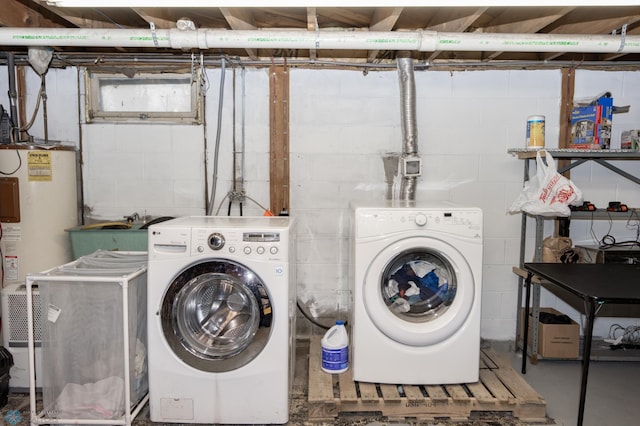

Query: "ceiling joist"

xmin=1 ymin=4 xmax=640 ymax=67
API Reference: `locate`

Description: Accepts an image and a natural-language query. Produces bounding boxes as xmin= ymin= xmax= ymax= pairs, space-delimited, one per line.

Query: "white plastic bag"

xmin=509 ymin=151 xmax=583 ymax=217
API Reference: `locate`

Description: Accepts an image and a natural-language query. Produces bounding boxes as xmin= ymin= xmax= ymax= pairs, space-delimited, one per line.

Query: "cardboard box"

xmin=520 ymin=307 xmax=580 ymax=359
xmin=570 ymin=96 xmax=613 ymax=149
xmin=621 ymin=130 xmax=640 ymax=150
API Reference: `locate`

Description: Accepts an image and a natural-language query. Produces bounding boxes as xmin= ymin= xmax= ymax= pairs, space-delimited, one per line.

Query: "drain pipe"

xmin=396 ymin=54 xmax=421 ymax=202
xmin=2 ymin=28 xmax=640 ymax=55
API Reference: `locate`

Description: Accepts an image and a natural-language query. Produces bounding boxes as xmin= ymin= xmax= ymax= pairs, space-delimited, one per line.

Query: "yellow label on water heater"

xmin=28 ymin=151 xmax=53 ymax=181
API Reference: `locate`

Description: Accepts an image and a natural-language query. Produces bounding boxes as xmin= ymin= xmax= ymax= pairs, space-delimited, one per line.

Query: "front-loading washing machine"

xmin=350 ymin=201 xmax=482 ymax=385
xmin=147 ymin=216 xmax=295 ymax=424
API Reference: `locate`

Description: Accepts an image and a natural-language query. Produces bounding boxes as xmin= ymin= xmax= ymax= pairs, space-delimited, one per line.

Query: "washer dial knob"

xmin=208 ymin=233 xmax=225 ymax=250
xmin=415 ymin=214 xmax=427 ymax=226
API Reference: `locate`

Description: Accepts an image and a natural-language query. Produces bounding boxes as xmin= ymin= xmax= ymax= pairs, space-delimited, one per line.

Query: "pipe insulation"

xmin=1 ymin=28 xmax=640 ymax=54
xmin=397 ymin=56 xmax=419 ymax=202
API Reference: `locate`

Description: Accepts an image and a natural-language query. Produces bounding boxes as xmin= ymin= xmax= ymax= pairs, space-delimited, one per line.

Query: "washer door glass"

xmin=161 ymin=260 xmax=272 ymax=372
xmin=363 ymin=236 xmax=476 ymax=347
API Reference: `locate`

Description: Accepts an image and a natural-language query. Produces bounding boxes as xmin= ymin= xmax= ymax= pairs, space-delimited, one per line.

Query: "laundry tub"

xmin=66 ymin=217 xmax=174 ymax=259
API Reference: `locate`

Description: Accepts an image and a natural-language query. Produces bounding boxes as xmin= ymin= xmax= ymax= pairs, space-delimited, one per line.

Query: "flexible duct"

xmin=1 ymin=28 xmax=640 ymax=55
xmin=397 ymin=56 xmax=419 ymax=202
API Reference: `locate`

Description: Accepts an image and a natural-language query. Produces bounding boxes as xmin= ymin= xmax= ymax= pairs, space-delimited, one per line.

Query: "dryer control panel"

xmin=356 ymin=207 xmax=482 ymax=239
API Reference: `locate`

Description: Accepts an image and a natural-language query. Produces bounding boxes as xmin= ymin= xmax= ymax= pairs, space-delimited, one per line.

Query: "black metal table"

xmin=522 ymin=263 xmax=640 ymax=426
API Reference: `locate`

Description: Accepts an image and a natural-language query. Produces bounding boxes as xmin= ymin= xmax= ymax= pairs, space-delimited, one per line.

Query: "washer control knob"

xmin=257 ymin=246 xmax=265 ymax=255
xmin=415 ymin=214 xmax=427 ymax=226
xmin=208 ymin=233 xmax=225 ymax=250
xmin=243 ymin=246 xmax=252 ymax=254
xmin=270 ymin=246 xmax=279 ymax=255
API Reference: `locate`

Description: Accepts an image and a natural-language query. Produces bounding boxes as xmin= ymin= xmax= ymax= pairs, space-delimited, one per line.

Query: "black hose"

xmin=296 ymin=299 xmax=348 ymax=330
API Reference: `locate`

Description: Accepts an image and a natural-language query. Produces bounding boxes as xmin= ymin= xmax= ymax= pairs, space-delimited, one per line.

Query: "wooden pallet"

xmin=307 ymin=336 xmax=547 ymax=423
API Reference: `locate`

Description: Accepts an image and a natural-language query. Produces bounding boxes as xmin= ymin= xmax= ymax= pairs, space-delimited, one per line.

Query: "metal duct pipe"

xmin=397 ymin=56 xmax=418 ymax=157
xmin=397 ymin=55 xmax=420 ymax=202
xmin=1 ymin=28 xmax=640 ymax=54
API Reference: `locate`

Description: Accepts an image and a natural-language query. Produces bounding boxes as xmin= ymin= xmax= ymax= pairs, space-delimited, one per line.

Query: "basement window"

xmin=85 ymin=70 xmax=202 ymax=124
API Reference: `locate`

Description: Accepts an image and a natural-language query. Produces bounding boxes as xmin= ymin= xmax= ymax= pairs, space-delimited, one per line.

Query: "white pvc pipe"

xmin=1 ymin=27 xmax=639 ymax=54
xmin=436 ymin=32 xmax=637 ymax=53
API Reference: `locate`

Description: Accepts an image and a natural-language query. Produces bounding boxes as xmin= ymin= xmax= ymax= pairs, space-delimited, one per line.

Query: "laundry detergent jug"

xmin=321 ymin=320 xmax=349 ymax=374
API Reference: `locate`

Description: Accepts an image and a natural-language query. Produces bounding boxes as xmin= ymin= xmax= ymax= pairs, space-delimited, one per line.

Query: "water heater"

xmin=0 ymin=145 xmax=78 ymax=284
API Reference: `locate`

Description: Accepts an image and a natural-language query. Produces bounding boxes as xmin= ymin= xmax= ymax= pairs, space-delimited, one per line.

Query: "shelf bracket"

xmin=593 ymin=159 xmax=640 ymax=185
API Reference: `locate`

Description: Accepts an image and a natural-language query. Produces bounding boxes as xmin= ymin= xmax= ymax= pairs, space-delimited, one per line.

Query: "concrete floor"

xmin=2 ymin=339 xmax=639 ymax=426
xmin=503 ymin=342 xmax=640 ymax=426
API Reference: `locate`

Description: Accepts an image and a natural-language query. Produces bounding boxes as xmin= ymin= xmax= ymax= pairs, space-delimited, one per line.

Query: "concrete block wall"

xmin=1 ymin=65 xmax=639 ymax=341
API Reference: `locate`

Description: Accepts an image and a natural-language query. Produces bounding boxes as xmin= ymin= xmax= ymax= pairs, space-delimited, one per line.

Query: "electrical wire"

xmin=608 ymin=323 xmax=640 ymax=346
xmin=0 ymin=72 xmax=50 ymax=175
xmin=589 ymin=210 xmax=640 ymax=250
xmin=589 ymin=211 xmax=613 ymax=246
xmin=0 ymin=144 xmax=21 ymax=175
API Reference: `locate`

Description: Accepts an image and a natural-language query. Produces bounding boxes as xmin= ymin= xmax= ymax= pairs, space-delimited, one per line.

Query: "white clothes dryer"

xmin=147 ymin=216 xmax=295 ymax=424
xmin=350 ymin=201 xmax=482 ymax=385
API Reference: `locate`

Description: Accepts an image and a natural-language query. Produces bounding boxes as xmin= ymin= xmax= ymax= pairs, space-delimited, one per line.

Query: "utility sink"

xmin=66 ymin=216 xmax=175 ymax=259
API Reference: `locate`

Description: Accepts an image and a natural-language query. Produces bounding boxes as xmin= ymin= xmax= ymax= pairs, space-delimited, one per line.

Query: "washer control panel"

xmin=192 ymin=228 xmax=286 ymax=260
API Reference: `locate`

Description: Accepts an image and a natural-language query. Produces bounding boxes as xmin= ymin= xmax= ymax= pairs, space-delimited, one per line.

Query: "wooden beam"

xmin=484 ymin=7 xmax=574 ymax=61
xmin=367 ymin=7 xmax=403 ymax=63
xmin=132 ymin=8 xmax=176 ymax=30
xmin=559 ymin=68 xmax=575 ymax=150
xmin=425 ymin=8 xmax=486 ymax=62
xmin=484 ymin=7 xmax=575 ymax=33
xmin=0 ymin=0 xmax=65 ymax=27
xmin=540 ymin=13 xmax=640 ymax=61
xmin=33 ymin=0 xmax=130 ymax=29
xmin=307 ymin=7 xmax=318 ymax=61
xmin=269 ymin=64 xmax=290 ymax=216
xmin=220 ymin=7 xmax=258 ymax=60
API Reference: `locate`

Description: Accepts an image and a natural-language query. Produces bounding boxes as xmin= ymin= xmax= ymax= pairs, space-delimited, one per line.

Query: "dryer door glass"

xmin=381 ymin=249 xmax=456 ymax=322
xmin=363 ymin=235 xmax=476 ymax=346
xmin=161 ymin=260 xmax=272 ymax=372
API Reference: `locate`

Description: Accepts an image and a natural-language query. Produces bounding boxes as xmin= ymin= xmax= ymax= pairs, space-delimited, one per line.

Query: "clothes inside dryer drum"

xmin=382 ymin=250 xmax=457 ymax=322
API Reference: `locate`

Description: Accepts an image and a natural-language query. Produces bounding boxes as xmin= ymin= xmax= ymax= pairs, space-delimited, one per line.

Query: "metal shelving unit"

xmin=509 ymin=149 xmax=640 ymax=363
